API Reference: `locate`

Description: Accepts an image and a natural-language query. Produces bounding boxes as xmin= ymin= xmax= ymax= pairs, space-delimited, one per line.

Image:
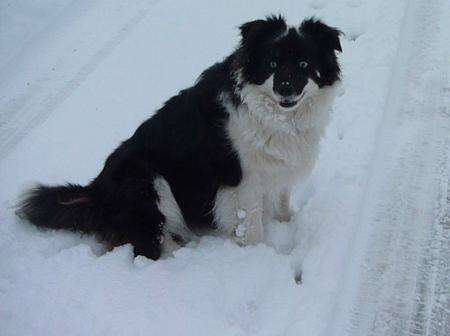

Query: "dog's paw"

xmin=233 ymin=221 xmax=264 ymax=246
xmin=233 ymin=223 xmax=248 ymax=246
xmin=274 ymin=207 xmax=296 ymax=223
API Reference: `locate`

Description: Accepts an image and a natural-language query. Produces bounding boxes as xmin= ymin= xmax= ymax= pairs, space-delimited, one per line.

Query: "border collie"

xmin=18 ymin=16 xmax=342 ymax=260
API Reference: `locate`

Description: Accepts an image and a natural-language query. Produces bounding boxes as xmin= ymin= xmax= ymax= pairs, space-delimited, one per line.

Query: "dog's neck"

xmin=228 ymin=72 xmax=340 ymax=137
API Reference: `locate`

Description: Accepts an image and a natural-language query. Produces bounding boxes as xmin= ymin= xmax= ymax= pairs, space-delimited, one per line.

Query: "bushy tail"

xmin=17 ymin=184 xmax=96 ymax=234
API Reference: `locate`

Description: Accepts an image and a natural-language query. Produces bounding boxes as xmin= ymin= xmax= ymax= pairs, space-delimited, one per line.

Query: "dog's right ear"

xmin=239 ymin=19 xmax=267 ymax=44
xmin=239 ymin=15 xmax=287 ymax=48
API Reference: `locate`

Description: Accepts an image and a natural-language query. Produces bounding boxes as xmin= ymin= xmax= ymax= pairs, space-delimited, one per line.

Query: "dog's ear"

xmin=239 ymin=20 xmax=267 ymax=43
xmin=300 ymin=18 xmax=342 ymax=52
xmin=239 ymin=15 xmax=287 ymax=47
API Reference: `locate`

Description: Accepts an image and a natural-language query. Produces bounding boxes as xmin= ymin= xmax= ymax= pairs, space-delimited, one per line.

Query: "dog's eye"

xmin=269 ymin=61 xmax=278 ymax=69
xmin=299 ymin=61 xmax=308 ymax=69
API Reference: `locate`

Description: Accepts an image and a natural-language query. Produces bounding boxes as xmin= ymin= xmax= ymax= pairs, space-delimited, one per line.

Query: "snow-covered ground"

xmin=1 ymin=0 xmax=449 ymax=335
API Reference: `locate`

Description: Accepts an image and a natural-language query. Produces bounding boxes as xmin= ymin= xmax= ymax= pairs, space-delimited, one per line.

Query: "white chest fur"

xmin=227 ymin=81 xmax=338 ymax=185
xmin=214 ymin=81 xmax=340 ymax=241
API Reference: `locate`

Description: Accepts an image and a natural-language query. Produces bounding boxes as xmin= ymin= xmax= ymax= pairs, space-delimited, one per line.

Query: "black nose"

xmin=277 ymin=81 xmax=294 ymax=97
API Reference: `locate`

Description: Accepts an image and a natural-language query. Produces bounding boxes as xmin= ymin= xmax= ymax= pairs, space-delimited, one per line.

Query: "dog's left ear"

xmin=299 ymin=18 xmax=342 ymax=52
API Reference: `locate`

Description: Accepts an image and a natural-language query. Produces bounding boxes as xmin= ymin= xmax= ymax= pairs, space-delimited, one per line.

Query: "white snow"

xmin=1 ymin=0 xmax=449 ymax=335
xmin=237 ymin=209 xmax=247 ymax=220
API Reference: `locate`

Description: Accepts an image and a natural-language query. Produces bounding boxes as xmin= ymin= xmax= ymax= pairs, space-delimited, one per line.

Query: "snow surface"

xmin=1 ymin=0 xmax=449 ymax=335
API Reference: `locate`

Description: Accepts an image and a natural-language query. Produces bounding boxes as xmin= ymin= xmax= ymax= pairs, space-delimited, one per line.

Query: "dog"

xmin=17 ymin=16 xmax=342 ymax=260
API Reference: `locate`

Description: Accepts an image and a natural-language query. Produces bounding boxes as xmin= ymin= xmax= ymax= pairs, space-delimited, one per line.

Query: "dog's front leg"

xmin=276 ymin=187 xmax=294 ymax=222
xmin=233 ymin=175 xmax=264 ymax=245
xmin=263 ymin=186 xmax=294 ymax=223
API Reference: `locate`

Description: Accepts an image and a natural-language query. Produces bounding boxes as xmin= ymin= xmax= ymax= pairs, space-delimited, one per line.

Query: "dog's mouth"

xmin=278 ymin=92 xmax=305 ymax=109
xmin=279 ymin=99 xmax=298 ymax=108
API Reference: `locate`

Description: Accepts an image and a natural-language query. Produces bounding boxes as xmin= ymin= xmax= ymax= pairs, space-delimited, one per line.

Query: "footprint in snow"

xmin=308 ymin=0 xmax=329 ymax=10
xmin=346 ymin=0 xmax=363 ymax=8
xmin=344 ymin=23 xmax=367 ymax=42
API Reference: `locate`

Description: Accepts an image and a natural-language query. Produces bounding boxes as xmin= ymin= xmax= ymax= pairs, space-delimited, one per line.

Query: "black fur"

xmin=17 ymin=16 xmax=341 ymax=260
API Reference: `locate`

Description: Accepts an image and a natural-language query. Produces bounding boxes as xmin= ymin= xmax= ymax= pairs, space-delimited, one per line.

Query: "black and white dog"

xmin=18 ymin=16 xmax=342 ymax=260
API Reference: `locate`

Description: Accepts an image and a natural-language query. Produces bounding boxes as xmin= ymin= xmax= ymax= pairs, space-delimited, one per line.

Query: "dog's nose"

xmin=277 ymin=81 xmax=294 ymax=96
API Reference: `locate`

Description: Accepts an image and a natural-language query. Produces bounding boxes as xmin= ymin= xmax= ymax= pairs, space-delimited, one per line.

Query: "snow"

xmin=0 ymin=0 xmax=73 ymax=69
xmin=237 ymin=209 xmax=247 ymax=220
xmin=1 ymin=0 xmax=449 ymax=335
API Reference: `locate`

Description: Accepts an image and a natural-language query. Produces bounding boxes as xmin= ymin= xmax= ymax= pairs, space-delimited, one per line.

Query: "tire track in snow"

xmin=415 ymin=152 xmax=450 ymax=336
xmin=0 ymin=1 xmax=159 ymax=162
xmin=324 ymin=0 xmax=450 ymax=335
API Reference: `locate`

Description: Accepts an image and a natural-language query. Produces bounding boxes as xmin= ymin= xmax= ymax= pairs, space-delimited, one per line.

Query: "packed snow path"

xmin=0 ymin=1 xmax=155 ymax=161
xmin=328 ymin=0 xmax=450 ymax=335
xmin=1 ymin=0 xmax=449 ymax=335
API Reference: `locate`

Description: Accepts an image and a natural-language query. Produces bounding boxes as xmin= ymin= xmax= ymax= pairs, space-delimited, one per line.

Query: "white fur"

xmin=154 ymin=176 xmax=195 ymax=251
xmin=215 ymin=74 xmax=341 ymax=244
xmin=275 ymin=25 xmax=304 ymax=40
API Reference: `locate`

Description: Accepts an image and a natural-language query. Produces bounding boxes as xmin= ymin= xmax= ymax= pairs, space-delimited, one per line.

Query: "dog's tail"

xmin=17 ymin=184 xmax=97 ymax=234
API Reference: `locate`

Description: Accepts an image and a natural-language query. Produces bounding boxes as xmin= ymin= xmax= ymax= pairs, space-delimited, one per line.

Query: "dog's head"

xmin=235 ymin=16 xmax=342 ymax=111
